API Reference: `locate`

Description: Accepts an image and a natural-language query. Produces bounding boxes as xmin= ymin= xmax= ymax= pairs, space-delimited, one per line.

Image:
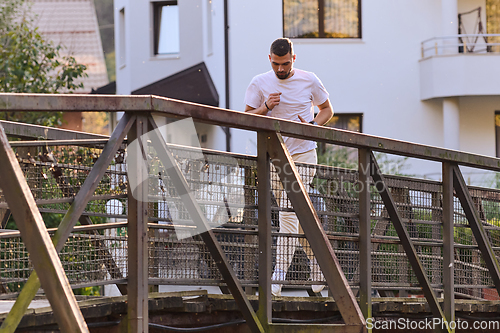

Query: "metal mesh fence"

xmin=1 ymin=138 xmax=500 ymax=299
xmin=0 ymin=226 xmax=128 ymax=298
xmin=148 ymin=226 xmax=258 ymax=284
xmin=454 ymin=187 xmax=500 ymax=299
xmin=0 ymin=142 xmax=128 ymax=220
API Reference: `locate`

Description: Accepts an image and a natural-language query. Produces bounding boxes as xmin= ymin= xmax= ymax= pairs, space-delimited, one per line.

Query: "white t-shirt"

xmin=244 ymin=68 xmax=329 ymax=155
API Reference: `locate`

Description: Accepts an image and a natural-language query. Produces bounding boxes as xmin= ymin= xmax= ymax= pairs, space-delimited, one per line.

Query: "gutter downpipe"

xmin=224 ymin=0 xmax=231 ymax=152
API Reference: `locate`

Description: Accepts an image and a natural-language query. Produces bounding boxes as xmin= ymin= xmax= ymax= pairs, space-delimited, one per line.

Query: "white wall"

xmin=460 ymin=96 xmax=500 ymax=156
xmin=202 ymin=0 xmax=226 ymax=109
xmin=117 ymin=0 xmax=500 ymax=183
xmin=114 ymin=0 xmax=228 ymax=151
xmin=114 ymin=0 xmax=130 ymax=95
xmin=420 ymin=54 xmax=500 ymax=99
xmin=195 ymin=122 xmax=227 ymax=150
xmin=201 ymin=0 xmax=228 ymax=151
xmin=459 ymin=94 xmax=500 ymax=186
xmin=114 ymin=0 xmax=226 ymax=98
xmin=228 ymin=0 xmax=446 ymax=169
xmin=115 ymin=0 xmax=205 ymax=94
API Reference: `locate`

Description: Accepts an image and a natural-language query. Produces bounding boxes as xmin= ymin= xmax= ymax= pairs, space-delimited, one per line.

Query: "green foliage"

xmin=74 ymin=286 xmax=101 ymax=296
xmin=487 ymin=0 xmax=500 ymax=34
xmin=0 ymin=0 xmax=87 ymax=126
xmin=5 ymin=213 xmax=62 ymax=230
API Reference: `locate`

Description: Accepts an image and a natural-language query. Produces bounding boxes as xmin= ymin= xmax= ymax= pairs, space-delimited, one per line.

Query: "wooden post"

xmin=127 ymin=114 xmax=150 ymax=333
xmin=442 ymin=162 xmax=455 ymax=332
xmin=358 ymin=148 xmax=372 ymax=323
xmin=257 ymin=132 xmax=272 ymax=327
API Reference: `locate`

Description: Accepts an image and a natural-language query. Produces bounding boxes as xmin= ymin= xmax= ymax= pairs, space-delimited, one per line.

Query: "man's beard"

xmin=276 ymin=69 xmax=291 ymax=80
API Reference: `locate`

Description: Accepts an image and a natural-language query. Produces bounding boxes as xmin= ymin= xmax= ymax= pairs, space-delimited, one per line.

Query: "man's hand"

xmin=298 ymin=115 xmax=308 ymax=123
xmin=244 ymin=92 xmax=282 ymax=115
xmin=266 ymin=92 xmax=282 ymax=110
xmin=297 ymin=98 xmax=333 ymax=126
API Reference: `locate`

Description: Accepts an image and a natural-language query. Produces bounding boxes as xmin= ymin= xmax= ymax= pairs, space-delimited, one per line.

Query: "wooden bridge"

xmin=0 ymin=93 xmax=500 ymax=332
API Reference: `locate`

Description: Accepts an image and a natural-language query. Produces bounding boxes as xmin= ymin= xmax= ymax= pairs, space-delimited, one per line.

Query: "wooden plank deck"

xmin=2 ymin=292 xmax=500 ymax=332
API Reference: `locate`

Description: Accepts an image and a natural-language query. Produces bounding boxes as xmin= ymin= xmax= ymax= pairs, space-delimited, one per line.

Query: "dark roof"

xmin=91 ymin=81 xmax=116 ymax=95
xmin=132 ymin=62 xmax=219 ymax=107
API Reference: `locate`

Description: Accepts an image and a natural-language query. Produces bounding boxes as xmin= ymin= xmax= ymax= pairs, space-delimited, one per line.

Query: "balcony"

xmin=419 ymin=34 xmax=500 ymax=100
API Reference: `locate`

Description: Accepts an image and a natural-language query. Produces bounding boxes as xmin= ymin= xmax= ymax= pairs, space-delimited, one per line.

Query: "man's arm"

xmin=244 ymin=104 xmax=267 ymax=115
xmin=245 ymin=92 xmax=282 ymax=115
xmin=313 ymin=99 xmax=334 ymax=125
xmin=298 ymin=99 xmax=333 ymax=125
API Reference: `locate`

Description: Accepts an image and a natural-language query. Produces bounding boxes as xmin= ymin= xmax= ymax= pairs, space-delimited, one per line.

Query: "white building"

xmin=113 ymin=0 xmax=500 ymax=184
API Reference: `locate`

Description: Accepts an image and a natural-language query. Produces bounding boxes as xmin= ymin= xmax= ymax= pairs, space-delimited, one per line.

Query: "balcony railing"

xmin=421 ymin=34 xmax=500 ymax=59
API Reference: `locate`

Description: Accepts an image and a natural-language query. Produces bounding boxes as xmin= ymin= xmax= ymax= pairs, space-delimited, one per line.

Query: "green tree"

xmin=0 ymin=0 xmax=87 ymax=126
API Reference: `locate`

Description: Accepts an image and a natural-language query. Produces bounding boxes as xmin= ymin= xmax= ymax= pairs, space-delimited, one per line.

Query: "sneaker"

xmin=271 ymin=284 xmax=282 ymax=297
xmin=312 ymin=284 xmax=325 ymax=294
xmin=310 ymin=259 xmax=325 ymax=294
xmin=271 ymin=268 xmax=285 ymax=297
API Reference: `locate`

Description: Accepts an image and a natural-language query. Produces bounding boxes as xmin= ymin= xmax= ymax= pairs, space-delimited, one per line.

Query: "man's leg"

xmin=270 ymin=160 xmax=300 ymax=296
xmin=298 ymin=224 xmax=325 ymax=292
xmin=292 ymin=150 xmax=325 ymax=293
xmin=272 ymin=211 xmax=299 ymax=296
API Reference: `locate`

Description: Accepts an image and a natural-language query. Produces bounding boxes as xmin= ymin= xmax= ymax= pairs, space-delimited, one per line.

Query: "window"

xmin=487 ymin=0 xmax=500 ymax=52
xmin=283 ymin=0 xmax=361 ymax=38
xmin=317 ymin=113 xmax=362 ymax=157
xmin=119 ymin=8 xmax=126 ymax=66
xmin=495 ymin=111 xmax=500 ymax=158
xmin=153 ymin=1 xmax=180 ymax=55
xmin=327 ymin=113 xmax=362 ymax=132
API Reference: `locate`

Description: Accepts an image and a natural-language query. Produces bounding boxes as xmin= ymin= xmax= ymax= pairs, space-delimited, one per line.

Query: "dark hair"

xmin=270 ymin=38 xmax=293 ymax=57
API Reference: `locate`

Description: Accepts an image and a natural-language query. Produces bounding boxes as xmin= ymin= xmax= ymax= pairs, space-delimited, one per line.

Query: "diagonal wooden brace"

xmin=265 ymin=132 xmax=365 ymax=327
xmin=147 ymin=117 xmax=265 ymax=333
xmin=0 ymin=124 xmax=88 ymax=333
xmin=368 ymin=152 xmax=450 ymax=333
xmin=0 ymin=113 xmax=135 ymax=333
xmin=452 ymin=164 xmax=500 ymax=295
